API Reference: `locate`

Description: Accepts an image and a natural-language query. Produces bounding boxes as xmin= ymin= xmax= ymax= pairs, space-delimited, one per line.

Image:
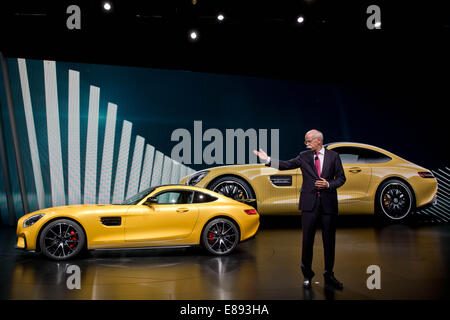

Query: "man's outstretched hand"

xmin=253 ymin=149 xmax=268 ymax=161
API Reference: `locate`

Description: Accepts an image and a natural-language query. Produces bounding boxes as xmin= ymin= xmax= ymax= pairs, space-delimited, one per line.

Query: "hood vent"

xmin=100 ymin=217 xmax=122 ymax=226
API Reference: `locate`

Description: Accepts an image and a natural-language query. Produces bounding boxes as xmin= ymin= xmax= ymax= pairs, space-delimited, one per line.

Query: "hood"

xmin=208 ymin=163 xmax=266 ymax=170
xmin=23 ymin=204 xmax=123 ymax=218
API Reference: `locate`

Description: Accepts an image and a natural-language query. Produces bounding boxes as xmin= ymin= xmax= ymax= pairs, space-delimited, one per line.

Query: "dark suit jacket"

xmin=267 ymin=148 xmax=346 ymax=214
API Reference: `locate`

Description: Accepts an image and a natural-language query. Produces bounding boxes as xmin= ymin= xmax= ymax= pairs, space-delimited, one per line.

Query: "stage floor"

xmin=1 ymin=216 xmax=449 ymax=300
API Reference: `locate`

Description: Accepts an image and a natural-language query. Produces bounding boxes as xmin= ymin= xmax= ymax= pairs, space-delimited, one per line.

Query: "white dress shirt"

xmin=314 ymin=146 xmax=325 ymax=174
xmin=315 ymin=146 xmax=329 ymax=188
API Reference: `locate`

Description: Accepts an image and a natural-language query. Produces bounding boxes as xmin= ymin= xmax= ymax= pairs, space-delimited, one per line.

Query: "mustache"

xmin=306 ymin=145 xmax=312 ymax=149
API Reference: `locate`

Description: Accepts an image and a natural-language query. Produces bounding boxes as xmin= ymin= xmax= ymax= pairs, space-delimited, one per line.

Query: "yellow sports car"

xmin=181 ymin=142 xmax=438 ymax=221
xmin=16 ymin=185 xmax=260 ymax=260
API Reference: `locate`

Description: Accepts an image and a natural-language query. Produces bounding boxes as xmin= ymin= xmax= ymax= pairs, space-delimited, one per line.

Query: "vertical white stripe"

xmin=178 ymin=163 xmax=185 ymax=184
xmin=150 ymin=151 xmax=164 ymax=186
xmin=126 ymin=135 xmax=145 ymax=198
xmin=168 ymin=159 xmax=180 ymax=202
xmin=170 ymin=160 xmax=181 ymax=184
xmin=43 ymin=60 xmax=66 ymax=206
xmin=139 ymin=144 xmax=155 ymax=192
xmin=17 ymin=58 xmax=46 ymax=209
xmin=68 ymin=69 xmax=81 ymax=204
xmin=112 ymin=120 xmax=132 ymax=204
xmin=161 ymin=155 xmax=173 ymax=185
xmin=186 ymin=167 xmax=195 ymax=177
xmin=182 ymin=166 xmax=189 ymax=178
xmin=98 ymin=103 xmax=117 ymax=204
xmin=180 ymin=165 xmax=188 ymax=182
xmin=270 ymin=129 xmax=279 ymax=169
xmin=83 ymin=86 xmax=100 ymax=204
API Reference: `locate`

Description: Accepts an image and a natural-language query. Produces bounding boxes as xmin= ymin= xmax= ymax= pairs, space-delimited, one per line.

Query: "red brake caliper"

xmin=69 ymin=231 xmax=77 ymax=248
xmin=208 ymin=232 xmax=215 ymax=244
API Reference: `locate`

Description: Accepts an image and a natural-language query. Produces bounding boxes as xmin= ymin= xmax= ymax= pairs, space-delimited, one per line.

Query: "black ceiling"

xmin=1 ymin=0 xmax=449 ymax=86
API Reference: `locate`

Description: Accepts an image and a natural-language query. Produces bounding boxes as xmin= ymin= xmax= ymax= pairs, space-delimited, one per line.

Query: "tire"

xmin=201 ymin=218 xmax=240 ymax=255
xmin=375 ymin=179 xmax=415 ymax=222
xmin=39 ymin=219 xmax=86 ymax=261
xmin=208 ymin=176 xmax=256 ymax=204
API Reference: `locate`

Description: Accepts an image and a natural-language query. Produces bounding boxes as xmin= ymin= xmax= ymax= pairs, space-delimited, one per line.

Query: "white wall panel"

xmin=43 ymin=60 xmax=66 ymax=206
xmin=98 ymin=103 xmax=117 ymax=204
xmin=18 ymin=58 xmax=46 ymax=209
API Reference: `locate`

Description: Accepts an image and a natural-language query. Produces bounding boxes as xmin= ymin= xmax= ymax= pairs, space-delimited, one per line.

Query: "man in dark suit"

xmin=254 ymin=129 xmax=346 ymax=289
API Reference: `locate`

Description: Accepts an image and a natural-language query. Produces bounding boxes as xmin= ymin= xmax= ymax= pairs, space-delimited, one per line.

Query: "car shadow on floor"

xmin=259 ymin=213 xmax=443 ymax=230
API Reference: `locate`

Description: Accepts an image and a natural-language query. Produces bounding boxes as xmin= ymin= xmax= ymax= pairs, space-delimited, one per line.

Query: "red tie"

xmin=315 ymin=152 xmax=321 ymax=177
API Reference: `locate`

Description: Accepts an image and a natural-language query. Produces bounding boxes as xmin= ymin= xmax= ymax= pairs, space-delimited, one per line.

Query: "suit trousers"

xmin=301 ymin=193 xmax=337 ymax=279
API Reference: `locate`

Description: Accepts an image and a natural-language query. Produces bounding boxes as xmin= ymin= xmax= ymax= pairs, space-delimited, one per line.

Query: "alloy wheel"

xmin=380 ymin=182 xmax=412 ymax=220
xmin=212 ymin=181 xmax=249 ymax=200
xmin=41 ymin=220 xmax=84 ymax=260
xmin=203 ymin=219 xmax=239 ymax=255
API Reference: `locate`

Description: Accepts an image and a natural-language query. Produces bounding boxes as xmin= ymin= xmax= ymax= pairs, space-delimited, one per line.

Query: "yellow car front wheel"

xmin=39 ymin=219 xmax=85 ymax=261
xmin=209 ymin=176 xmax=255 ymax=203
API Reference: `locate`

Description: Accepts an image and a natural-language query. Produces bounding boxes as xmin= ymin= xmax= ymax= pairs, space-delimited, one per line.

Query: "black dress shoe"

xmin=303 ymin=278 xmax=312 ymax=288
xmin=324 ymin=274 xmax=343 ymax=290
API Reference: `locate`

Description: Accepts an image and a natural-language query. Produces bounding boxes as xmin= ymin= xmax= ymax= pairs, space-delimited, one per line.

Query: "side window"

xmin=360 ymin=149 xmax=392 ymax=163
xmin=193 ymin=191 xmax=218 ymax=203
xmin=332 ymin=146 xmax=392 ymax=164
xmin=332 ymin=147 xmax=365 ymax=164
xmin=155 ymin=190 xmax=194 ymax=204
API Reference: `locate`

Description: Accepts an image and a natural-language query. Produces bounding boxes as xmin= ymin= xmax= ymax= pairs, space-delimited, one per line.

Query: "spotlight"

xmin=103 ymin=2 xmax=112 ymax=11
xmin=297 ymin=16 xmax=304 ymax=24
xmin=189 ymin=30 xmax=198 ymax=40
xmin=217 ymin=14 xmax=224 ymax=21
xmin=374 ymin=21 xmax=381 ymax=28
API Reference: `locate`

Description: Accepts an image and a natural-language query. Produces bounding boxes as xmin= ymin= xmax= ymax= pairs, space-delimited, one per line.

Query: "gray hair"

xmin=307 ymin=129 xmax=324 ymax=142
xmin=314 ymin=130 xmax=323 ymax=142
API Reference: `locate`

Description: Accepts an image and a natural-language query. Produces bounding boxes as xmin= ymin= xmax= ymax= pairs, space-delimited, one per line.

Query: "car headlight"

xmin=23 ymin=213 xmax=45 ymax=228
xmin=187 ymin=171 xmax=209 ymax=186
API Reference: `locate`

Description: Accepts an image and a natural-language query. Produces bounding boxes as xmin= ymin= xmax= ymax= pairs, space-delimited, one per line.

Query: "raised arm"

xmin=253 ymin=149 xmax=302 ymax=171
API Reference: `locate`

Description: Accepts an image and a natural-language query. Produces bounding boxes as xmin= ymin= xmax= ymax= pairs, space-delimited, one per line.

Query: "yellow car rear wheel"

xmin=376 ymin=179 xmax=415 ymax=222
xmin=201 ymin=218 xmax=240 ymax=255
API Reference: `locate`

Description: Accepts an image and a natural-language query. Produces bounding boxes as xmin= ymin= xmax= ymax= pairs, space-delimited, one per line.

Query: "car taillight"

xmin=418 ymin=172 xmax=434 ymax=178
xmin=245 ymin=209 xmax=258 ymax=215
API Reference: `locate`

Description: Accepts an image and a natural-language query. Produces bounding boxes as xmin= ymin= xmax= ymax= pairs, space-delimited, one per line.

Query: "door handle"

xmin=176 ymin=208 xmax=189 ymax=213
xmin=349 ymin=167 xmax=362 ymax=173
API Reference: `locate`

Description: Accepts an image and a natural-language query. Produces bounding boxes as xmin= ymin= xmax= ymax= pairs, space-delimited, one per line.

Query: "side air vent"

xmin=270 ymin=175 xmax=292 ymax=186
xmin=100 ymin=217 xmax=122 ymax=226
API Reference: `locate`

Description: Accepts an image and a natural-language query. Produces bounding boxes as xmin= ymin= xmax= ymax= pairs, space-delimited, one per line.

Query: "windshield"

xmin=120 ymin=186 xmax=157 ymax=205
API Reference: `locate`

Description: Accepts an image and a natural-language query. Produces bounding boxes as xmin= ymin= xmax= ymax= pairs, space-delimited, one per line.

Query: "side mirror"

xmin=144 ymin=197 xmax=158 ymax=206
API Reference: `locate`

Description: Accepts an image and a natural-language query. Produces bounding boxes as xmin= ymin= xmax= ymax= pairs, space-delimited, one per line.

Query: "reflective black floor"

xmin=1 ymin=215 xmax=449 ymax=300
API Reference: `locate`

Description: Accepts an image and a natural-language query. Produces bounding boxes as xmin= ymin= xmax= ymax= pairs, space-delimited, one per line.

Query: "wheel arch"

xmin=206 ymin=174 xmax=257 ymax=202
xmin=35 ymin=216 xmax=88 ymax=253
xmin=199 ymin=215 xmax=242 ymax=244
xmin=374 ymin=176 xmax=417 ymax=213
